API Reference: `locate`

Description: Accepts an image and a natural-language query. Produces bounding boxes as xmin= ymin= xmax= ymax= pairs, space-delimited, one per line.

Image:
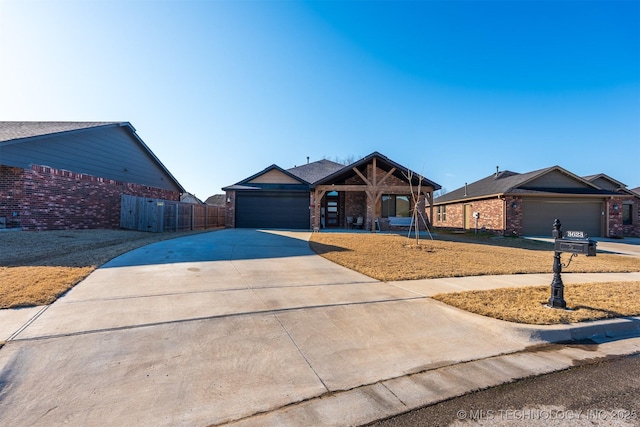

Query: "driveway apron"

xmin=1 ymin=229 xmax=541 ymax=426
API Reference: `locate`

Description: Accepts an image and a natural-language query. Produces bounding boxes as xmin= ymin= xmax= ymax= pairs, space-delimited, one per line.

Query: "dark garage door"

xmin=236 ymin=191 xmax=310 ymax=229
xmin=522 ymin=199 xmax=603 ymax=237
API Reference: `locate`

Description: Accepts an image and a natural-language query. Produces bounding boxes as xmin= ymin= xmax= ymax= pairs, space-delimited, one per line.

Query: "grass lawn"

xmin=0 ymin=229 xmax=215 ymax=309
xmin=2 ymin=228 xmax=639 ymax=326
xmin=309 ymin=231 xmax=640 ymax=325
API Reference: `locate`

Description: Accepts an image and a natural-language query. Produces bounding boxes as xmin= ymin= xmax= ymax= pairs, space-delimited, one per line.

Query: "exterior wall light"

xmin=613 ymin=204 xmax=619 ymax=211
xmin=227 ymin=197 xmax=231 ymax=203
xmin=512 ymin=202 xmax=518 ymax=209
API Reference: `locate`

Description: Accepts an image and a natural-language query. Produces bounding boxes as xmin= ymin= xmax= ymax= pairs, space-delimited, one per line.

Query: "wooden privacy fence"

xmin=120 ymin=194 xmax=225 ymax=232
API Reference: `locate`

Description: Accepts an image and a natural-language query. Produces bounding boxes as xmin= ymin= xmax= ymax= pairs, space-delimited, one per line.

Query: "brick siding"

xmin=433 ymin=197 xmax=507 ymax=235
xmin=609 ymin=196 xmax=640 ymax=238
xmin=225 ymin=191 xmax=236 ymax=228
xmin=434 ymin=195 xmax=640 ymax=238
xmin=1 ymin=164 xmax=179 ymax=230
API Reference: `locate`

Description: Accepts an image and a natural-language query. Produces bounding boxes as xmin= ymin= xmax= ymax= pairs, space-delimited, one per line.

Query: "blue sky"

xmin=1 ymin=0 xmax=638 ymax=199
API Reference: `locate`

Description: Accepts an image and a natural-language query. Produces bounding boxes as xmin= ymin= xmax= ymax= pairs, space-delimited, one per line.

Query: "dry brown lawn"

xmin=0 ymin=229 xmax=216 ymax=309
xmin=433 ymin=282 xmax=640 ymax=325
xmin=2 ymin=229 xmax=639 ymax=326
xmin=309 ymin=232 xmax=639 ymax=281
xmin=310 ymin=232 xmax=640 ymax=324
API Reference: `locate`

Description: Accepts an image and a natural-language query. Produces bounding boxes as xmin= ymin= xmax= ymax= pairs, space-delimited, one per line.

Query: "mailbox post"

xmin=549 ymin=219 xmax=566 ymax=308
xmin=548 ymin=219 xmax=597 ymax=309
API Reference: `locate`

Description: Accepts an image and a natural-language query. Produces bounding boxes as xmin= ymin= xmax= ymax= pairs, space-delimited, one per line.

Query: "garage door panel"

xmin=236 ymin=192 xmax=310 ymax=229
xmin=522 ymin=200 xmax=603 ymax=237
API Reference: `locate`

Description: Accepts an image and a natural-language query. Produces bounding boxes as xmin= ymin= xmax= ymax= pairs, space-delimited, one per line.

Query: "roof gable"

xmin=583 ymin=173 xmax=627 ymax=192
xmin=314 ymin=151 xmax=441 ymax=190
xmin=248 ymin=168 xmax=304 ymax=185
xmin=225 ymin=164 xmax=309 ymax=191
xmin=519 ymin=168 xmax=594 ymax=190
xmin=0 ymin=121 xmax=184 ymax=193
xmin=435 ymin=166 xmax=610 ymax=204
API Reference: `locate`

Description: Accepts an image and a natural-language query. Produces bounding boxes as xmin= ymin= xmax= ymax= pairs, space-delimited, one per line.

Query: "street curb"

xmin=512 ymin=316 xmax=640 ymax=344
xmin=222 ymin=329 xmax=640 ymax=427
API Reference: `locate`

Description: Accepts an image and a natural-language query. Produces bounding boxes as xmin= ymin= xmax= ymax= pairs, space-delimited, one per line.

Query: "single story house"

xmin=431 ymin=166 xmax=639 ymax=238
xmin=0 ymin=121 xmax=185 ymax=230
xmin=223 ymin=152 xmax=441 ymax=232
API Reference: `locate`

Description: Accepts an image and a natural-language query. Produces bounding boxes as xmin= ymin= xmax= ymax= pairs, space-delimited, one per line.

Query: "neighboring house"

xmin=180 ymin=192 xmax=203 ymax=204
xmin=0 ymin=121 xmax=184 ymax=230
xmin=432 ymin=166 xmax=639 ymax=238
xmin=223 ymin=152 xmax=441 ymax=231
xmin=205 ymin=194 xmax=226 ymax=207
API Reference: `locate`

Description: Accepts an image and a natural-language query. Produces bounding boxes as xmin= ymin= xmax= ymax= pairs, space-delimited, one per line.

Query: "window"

xmin=382 ymin=195 xmax=411 ymax=217
xmin=622 ymin=204 xmax=633 ymax=225
xmin=436 ymin=205 xmax=447 ymax=221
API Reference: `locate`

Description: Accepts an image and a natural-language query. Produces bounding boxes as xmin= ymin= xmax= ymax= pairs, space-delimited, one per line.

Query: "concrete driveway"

xmin=1 ymin=229 xmax=639 ymax=426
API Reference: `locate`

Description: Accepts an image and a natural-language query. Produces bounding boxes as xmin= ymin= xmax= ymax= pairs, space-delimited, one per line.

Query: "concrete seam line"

xmin=7 ymin=305 xmax=49 ymax=341
xmin=227 ymin=247 xmax=331 ymax=392
xmin=380 ymin=381 xmax=409 ymax=408
xmin=6 ymin=298 xmax=428 ymax=343
xmin=273 ymin=312 xmax=331 ymax=392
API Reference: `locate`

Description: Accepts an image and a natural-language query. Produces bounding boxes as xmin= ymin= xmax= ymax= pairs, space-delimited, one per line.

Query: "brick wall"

xmin=609 ymin=196 xmax=640 ymax=238
xmin=625 ymin=197 xmax=640 ymax=237
xmin=433 ymin=197 xmax=507 ymax=235
xmin=0 ymin=166 xmax=25 ymax=228
xmin=1 ymin=164 xmax=179 ymax=230
xmin=225 ymin=190 xmax=236 ymax=228
xmin=504 ymin=197 xmax=523 ymax=236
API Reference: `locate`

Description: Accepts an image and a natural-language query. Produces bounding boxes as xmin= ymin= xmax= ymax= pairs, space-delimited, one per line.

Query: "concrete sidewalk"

xmin=0 ymin=229 xmax=639 ymax=427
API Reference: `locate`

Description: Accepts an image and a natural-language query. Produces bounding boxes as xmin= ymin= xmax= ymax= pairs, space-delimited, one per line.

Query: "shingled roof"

xmin=434 ymin=166 xmax=615 ymax=204
xmin=0 ymin=121 xmax=122 ymax=143
xmin=287 ymin=159 xmax=345 ymax=184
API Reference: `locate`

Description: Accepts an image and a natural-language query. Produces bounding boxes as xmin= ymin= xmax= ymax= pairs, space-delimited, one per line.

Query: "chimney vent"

xmin=307 ymin=156 xmax=310 ymax=164
xmin=464 ymin=183 xmax=468 ymax=197
xmin=495 ymin=166 xmax=499 ymax=178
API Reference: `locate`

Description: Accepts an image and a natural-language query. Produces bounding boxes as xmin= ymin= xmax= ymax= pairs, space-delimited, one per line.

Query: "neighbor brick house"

xmin=0 ymin=122 xmax=184 ymax=230
xmin=431 ymin=166 xmax=639 ymax=238
xmin=223 ymin=152 xmax=441 ymax=232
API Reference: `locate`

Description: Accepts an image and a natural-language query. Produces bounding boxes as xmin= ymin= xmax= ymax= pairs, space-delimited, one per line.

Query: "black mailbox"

xmin=548 ymin=220 xmax=597 ymax=309
xmin=554 ymin=239 xmax=597 ymax=256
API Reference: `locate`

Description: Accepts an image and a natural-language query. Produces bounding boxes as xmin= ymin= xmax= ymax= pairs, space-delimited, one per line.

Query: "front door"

xmin=325 ymin=192 xmax=340 ymax=228
xmin=464 ymin=204 xmax=473 ymax=230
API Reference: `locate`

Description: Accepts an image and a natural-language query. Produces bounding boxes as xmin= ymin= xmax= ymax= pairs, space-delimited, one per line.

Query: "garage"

xmin=235 ymin=191 xmax=310 ymax=229
xmin=522 ymin=199 xmax=604 ymax=237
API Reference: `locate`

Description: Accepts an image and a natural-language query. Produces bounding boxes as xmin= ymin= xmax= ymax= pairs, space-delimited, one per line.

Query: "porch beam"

xmin=315 ymin=184 xmax=426 ymax=193
xmin=352 ymin=167 xmax=372 ymax=186
xmin=377 ymin=167 xmax=396 ymax=187
xmin=316 ymin=184 xmax=371 ymax=192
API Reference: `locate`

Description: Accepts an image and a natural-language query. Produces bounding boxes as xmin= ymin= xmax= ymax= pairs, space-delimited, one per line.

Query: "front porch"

xmin=311 ymin=153 xmax=438 ymax=233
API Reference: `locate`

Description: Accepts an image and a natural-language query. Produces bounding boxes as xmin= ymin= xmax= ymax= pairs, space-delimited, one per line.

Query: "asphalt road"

xmin=370 ymin=351 xmax=640 ymax=427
